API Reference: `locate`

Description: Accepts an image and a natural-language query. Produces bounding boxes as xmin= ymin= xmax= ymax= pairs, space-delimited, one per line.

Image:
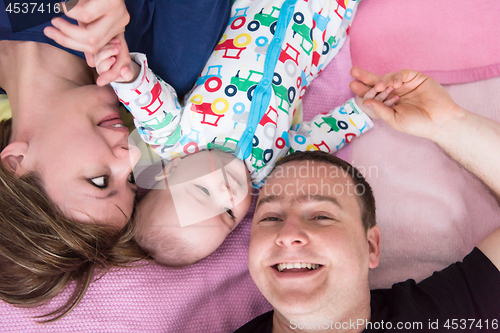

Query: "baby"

xmin=95 ymin=0 xmax=396 ymax=266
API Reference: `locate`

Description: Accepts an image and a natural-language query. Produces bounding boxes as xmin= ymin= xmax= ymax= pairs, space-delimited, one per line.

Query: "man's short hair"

xmin=273 ymin=151 xmax=376 ymax=231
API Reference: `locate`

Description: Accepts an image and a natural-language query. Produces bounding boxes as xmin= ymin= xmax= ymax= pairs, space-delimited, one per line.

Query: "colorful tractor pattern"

xmin=120 ymin=0 xmax=362 ymax=186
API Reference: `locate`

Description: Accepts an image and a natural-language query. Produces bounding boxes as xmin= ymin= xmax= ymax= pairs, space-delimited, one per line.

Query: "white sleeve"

xmin=289 ymin=98 xmax=373 ymax=153
xmin=110 ymin=53 xmax=184 ymax=149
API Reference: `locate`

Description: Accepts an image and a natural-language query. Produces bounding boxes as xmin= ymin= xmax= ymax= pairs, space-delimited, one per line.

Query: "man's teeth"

xmin=276 ymin=263 xmax=321 ymax=272
xmin=112 ymin=124 xmax=125 ymax=128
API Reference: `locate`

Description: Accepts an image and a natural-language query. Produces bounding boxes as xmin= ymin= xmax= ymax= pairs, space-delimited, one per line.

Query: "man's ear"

xmin=367 ymin=226 xmax=381 ymax=269
xmin=154 ymin=158 xmax=181 ymax=181
xmin=0 ymin=142 xmax=29 ymax=176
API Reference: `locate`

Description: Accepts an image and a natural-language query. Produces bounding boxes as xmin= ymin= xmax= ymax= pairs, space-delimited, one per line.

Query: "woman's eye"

xmin=127 ymin=172 xmax=135 ymax=184
xmin=196 ymin=185 xmax=210 ymax=196
xmin=89 ymin=176 xmax=109 ymax=189
xmin=224 ymin=207 xmax=236 ymax=220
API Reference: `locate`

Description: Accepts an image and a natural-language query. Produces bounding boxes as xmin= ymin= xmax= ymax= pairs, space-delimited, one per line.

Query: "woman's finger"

xmin=44 ymin=24 xmax=96 ymax=53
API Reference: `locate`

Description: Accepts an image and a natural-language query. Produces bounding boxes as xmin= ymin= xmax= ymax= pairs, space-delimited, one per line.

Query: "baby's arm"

xmin=110 ymin=53 xmax=184 ymax=157
xmin=289 ymin=99 xmax=371 ymax=153
xmin=289 ymin=88 xmax=396 ymax=153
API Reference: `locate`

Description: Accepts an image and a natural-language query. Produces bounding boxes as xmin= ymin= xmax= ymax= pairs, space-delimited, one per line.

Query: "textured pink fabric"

xmin=349 ymin=0 xmax=500 ymax=84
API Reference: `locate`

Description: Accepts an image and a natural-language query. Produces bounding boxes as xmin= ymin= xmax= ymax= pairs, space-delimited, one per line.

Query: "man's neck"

xmin=271 ymin=304 xmax=371 ymax=333
xmin=0 ymin=41 xmax=94 ymax=142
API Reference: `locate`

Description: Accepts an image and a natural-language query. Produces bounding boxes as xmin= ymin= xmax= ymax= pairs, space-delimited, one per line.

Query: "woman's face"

xmin=23 ymin=84 xmax=141 ymax=228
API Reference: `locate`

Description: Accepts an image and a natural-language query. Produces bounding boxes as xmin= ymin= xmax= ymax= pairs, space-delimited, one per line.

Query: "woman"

xmin=0 ymin=0 xmax=231 ymax=321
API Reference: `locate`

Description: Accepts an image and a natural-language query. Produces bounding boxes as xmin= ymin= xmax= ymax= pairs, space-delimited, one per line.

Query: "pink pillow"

xmin=349 ymin=0 xmax=500 ymax=84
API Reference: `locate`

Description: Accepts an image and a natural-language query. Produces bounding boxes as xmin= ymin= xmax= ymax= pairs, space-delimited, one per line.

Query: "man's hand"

xmin=351 ymin=67 xmax=500 ymax=269
xmin=350 ymin=67 xmax=462 ymax=141
xmin=93 ymin=33 xmax=140 ymax=86
xmin=354 ymin=85 xmax=399 ymax=120
xmin=43 ymin=0 xmax=130 ymax=67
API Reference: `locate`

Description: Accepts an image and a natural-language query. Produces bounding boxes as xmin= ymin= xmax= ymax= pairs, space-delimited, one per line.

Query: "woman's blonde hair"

xmin=0 ymin=118 xmax=146 ymax=322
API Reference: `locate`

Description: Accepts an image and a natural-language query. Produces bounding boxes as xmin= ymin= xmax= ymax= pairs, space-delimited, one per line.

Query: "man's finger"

xmin=349 ymin=80 xmax=372 ymax=97
xmin=383 ymin=95 xmax=400 ymax=107
xmin=374 ymin=73 xmax=396 ymax=92
xmin=350 ymin=66 xmax=380 ymax=86
xmin=373 ymin=86 xmax=394 ymax=102
xmin=392 ymin=69 xmax=425 ymax=94
xmin=364 ymin=100 xmax=399 ymax=130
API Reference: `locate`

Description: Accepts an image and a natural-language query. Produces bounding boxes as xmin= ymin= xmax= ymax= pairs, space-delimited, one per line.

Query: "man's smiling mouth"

xmin=275 ymin=263 xmax=323 ymax=272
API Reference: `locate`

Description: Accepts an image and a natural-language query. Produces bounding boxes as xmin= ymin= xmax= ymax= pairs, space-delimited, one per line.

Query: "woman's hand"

xmin=43 ymin=0 xmax=130 ymax=67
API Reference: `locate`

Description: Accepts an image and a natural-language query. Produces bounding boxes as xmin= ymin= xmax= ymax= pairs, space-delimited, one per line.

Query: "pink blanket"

xmin=349 ymin=0 xmax=500 ymax=84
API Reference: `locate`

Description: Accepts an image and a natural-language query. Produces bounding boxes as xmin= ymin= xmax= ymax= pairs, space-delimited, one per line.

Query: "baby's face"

xmin=159 ymin=149 xmax=252 ymax=230
xmin=143 ymin=150 xmax=253 ymax=262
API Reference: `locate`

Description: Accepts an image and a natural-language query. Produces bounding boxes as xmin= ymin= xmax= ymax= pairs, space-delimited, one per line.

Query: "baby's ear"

xmin=155 ymin=158 xmax=181 ymax=181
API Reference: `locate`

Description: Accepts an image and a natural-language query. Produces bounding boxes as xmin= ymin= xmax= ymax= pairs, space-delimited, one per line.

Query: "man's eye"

xmin=224 ymin=207 xmax=236 ymax=220
xmin=127 ymin=172 xmax=135 ymax=184
xmin=196 ymin=185 xmax=210 ymax=196
xmin=260 ymin=216 xmax=282 ymax=222
xmin=89 ymin=176 xmax=109 ymax=189
xmin=313 ymin=215 xmax=331 ymax=220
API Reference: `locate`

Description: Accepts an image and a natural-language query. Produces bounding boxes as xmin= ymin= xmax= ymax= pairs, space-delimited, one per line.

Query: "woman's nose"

xmin=112 ymin=143 xmax=140 ymax=178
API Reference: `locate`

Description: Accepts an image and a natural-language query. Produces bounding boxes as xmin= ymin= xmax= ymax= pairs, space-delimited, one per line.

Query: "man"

xmin=236 ymin=68 xmax=500 ymax=332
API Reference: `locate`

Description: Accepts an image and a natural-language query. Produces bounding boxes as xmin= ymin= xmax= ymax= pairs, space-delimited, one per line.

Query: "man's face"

xmin=248 ymin=161 xmax=380 ymax=319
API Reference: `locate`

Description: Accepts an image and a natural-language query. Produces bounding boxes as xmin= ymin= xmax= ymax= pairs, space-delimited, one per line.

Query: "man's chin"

xmin=268 ymin=292 xmax=322 ymax=316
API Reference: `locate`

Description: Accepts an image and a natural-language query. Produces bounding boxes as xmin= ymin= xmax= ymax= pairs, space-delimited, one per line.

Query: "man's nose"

xmin=275 ymin=218 xmax=309 ymax=247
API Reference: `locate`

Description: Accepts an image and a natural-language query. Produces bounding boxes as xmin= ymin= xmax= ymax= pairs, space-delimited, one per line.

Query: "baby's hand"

xmin=93 ymin=33 xmax=140 ymax=86
xmin=355 ymin=85 xmax=399 ymax=120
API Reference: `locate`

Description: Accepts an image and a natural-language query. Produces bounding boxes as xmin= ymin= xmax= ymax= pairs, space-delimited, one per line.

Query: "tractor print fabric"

xmin=112 ymin=0 xmax=371 ymax=188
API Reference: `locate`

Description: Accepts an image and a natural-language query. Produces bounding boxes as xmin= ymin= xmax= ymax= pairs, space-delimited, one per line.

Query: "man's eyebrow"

xmin=255 ymin=194 xmax=342 ymax=212
xmin=255 ymin=195 xmax=283 ymax=212
xmin=298 ymin=195 xmax=342 ymax=209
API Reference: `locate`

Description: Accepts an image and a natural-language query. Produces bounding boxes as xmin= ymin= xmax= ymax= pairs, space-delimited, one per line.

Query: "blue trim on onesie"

xmin=235 ymin=0 xmax=297 ymax=160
